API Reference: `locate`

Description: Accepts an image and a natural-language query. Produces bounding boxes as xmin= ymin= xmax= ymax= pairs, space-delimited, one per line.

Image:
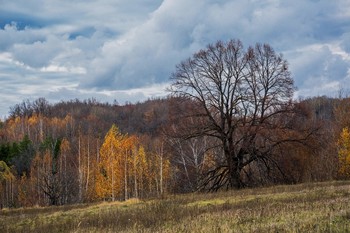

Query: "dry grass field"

xmin=1 ymin=181 xmax=350 ymax=232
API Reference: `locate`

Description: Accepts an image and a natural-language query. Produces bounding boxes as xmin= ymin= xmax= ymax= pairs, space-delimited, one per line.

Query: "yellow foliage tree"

xmin=95 ymin=127 xmax=173 ymax=200
xmin=0 ymin=161 xmax=15 ymax=208
xmin=95 ymin=124 xmax=126 ymax=201
xmin=142 ymin=138 xmax=172 ymax=196
xmin=338 ymin=127 xmax=350 ymax=178
xmin=132 ymin=145 xmax=149 ymax=198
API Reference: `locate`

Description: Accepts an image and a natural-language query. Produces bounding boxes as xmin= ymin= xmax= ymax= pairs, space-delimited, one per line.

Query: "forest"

xmin=1 ymin=40 xmax=350 ymax=208
xmin=0 ymin=94 xmax=349 ymax=208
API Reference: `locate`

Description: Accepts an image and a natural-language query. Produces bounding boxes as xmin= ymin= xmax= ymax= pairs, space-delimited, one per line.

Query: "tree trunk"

xmin=228 ymin=160 xmax=244 ymax=189
xmin=160 ymin=152 xmax=163 ymax=195
xmin=225 ymin=143 xmax=244 ymax=189
xmin=39 ymin=115 xmax=44 ymax=142
xmin=64 ymin=152 xmax=67 ymax=204
xmin=85 ymin=136 xmax=90 ymax=197
xmin=124 ymin=151 xmax=128 ymax=200
xmin=134 ymin=151 xmax=138 ymax=199
xmin=111 ymin=143 xmax=115 ymax=202
xmin=78 ymin=136 xmax=82 ymax=202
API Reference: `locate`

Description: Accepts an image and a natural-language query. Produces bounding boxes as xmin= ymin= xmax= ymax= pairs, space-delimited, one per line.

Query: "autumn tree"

xmin=29 ymin=137 xmax=63 ymax=205
xmin=289 ymin=98 xmax=337 ymax=182
xmin=151 ymin=137 xmax=171 ymax=196
xmin=167 ymin=128 xmax=210 ymax=192
xmin=95 ymin=124 xmax=125 ymax=201
xmin=0 ymin=161 xmax=15 ymax=208
xmin=169 ymin=39 xmax=312 ymax=190
xmin=337 ymin=127 xmax=350 ymax=178
xmin=129 ymin=143 xmax=148 ymax=198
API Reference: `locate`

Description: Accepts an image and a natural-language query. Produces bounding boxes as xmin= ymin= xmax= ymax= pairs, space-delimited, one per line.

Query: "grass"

xmin=1 ymin=181 xmax=350 ymax=232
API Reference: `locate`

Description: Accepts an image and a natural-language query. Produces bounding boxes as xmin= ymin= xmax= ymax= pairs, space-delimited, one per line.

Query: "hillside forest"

xmin=0 ymin=95 xmax=348 ymax=208
xmin=1 ymin=40 xmax=350 ymax=208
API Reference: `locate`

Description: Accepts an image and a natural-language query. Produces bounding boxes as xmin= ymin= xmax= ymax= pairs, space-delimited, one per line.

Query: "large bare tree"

xmin=169 ymin=39 xmax=304 ymax=190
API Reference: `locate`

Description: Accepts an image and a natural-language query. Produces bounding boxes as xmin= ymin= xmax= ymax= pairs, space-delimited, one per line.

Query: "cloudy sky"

xmin=1 ymin=0 xmax=350 ymax=118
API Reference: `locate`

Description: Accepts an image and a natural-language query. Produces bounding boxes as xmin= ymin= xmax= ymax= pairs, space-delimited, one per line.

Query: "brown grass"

xmin=1 ymin=181 xmax=350 ymax=232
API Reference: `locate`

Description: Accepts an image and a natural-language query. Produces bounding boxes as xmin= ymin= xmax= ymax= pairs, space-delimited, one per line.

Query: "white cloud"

xmin=0 ymin=0 xmax=350 ymax=117
xmin=288 ymin=42 xmax=350 ymax=98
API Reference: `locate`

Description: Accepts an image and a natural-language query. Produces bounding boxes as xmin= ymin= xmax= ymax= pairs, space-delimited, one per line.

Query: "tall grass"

xmin=1 ymin=181 xmax=350 ymax=232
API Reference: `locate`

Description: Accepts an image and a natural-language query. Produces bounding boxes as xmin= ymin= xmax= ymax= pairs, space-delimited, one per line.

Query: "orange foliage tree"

xmin=337 ymin=127 xmax=350 ymax=178
xmin=95 ymin=124 xmax=126 ymax=201
xmin=95 ymin=125 xmax=172 ymax=201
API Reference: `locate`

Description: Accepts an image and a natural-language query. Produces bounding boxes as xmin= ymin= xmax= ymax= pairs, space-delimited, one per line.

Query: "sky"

xmin=1 ymin=0 xmax=350 ymax=118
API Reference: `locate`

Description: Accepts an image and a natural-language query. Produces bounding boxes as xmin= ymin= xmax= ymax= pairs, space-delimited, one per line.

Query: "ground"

xmin=1 ymin=181 xmax=350 ymax=232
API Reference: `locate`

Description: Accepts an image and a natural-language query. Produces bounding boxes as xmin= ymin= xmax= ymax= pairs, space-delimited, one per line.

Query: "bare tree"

xmin=167 ymin=120 xmax=212 ymax=192
xmin=169 ymin=39 xmax=309 ymax=190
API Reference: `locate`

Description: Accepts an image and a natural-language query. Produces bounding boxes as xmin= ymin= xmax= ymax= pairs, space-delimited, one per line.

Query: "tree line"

xmin=0 ymin=94 xmax=347 ymax=208
xmin=1 ymin=39 xmax=350 ymax=208
xmin=0 ymin=98 xmax=173 ymax=207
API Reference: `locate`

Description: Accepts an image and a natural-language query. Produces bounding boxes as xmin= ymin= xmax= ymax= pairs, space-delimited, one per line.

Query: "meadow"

xmin=1 ymin=181 xmax=350 ymax=232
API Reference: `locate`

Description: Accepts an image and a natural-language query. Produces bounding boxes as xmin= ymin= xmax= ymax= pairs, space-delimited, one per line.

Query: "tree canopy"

xmin=169 ymin=39 xmax=311 ymax=190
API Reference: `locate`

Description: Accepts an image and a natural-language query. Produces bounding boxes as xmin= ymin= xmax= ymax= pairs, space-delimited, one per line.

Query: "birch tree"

xmin=338 ymin=127 xmax=350 ymax=178
xmin=95 ymin=124 xmax=125 ymax=201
